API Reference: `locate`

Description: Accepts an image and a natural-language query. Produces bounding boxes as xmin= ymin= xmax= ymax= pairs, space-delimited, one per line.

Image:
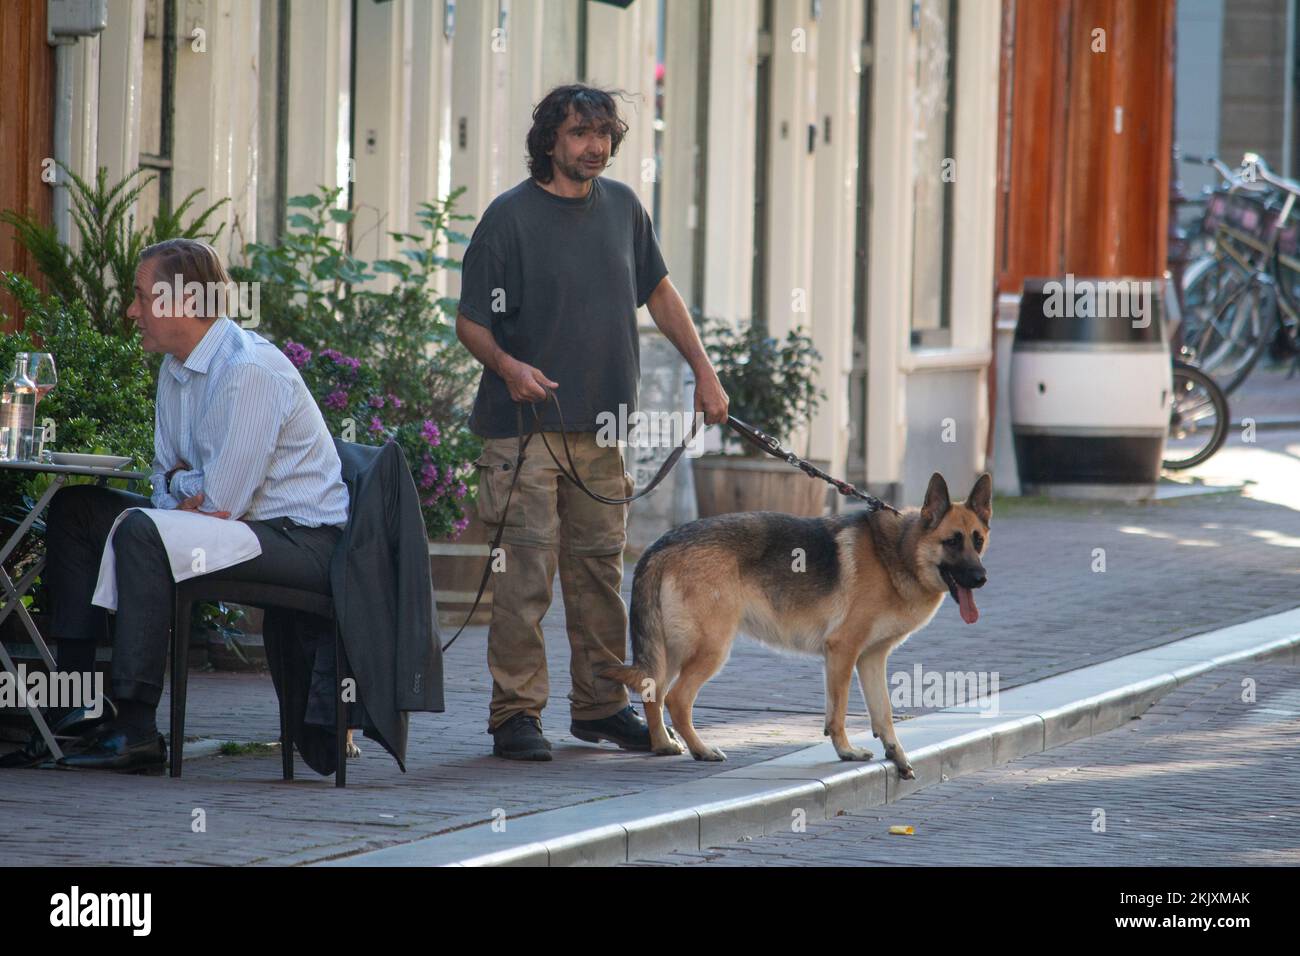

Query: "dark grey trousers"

xmin=44 ymin=484 xmax=341 ymax=707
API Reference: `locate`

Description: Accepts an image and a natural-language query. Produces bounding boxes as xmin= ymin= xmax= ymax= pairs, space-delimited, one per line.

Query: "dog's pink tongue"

xmin=957 ymin=586 xmax=979 ymax=625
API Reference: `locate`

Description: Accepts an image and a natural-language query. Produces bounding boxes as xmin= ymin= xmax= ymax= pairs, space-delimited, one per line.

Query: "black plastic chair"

xmin=169 ymin=579 xmax=352 ymax=786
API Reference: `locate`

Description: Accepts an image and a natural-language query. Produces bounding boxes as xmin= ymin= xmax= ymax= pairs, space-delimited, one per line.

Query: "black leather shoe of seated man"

xmin=492 ymin=712 xmax=553 ymax=761
xmin=570 ymin=705 xmax=652 ymax=752
xmin=0 ymin=699 xmax=118 ymax=769
xmin=56 ymin=721 xmax=166 ymax=772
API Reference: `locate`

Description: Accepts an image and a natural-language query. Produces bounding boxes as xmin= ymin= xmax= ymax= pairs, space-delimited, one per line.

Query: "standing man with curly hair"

xmin=455 ymin=84 xmax=729 ymax=761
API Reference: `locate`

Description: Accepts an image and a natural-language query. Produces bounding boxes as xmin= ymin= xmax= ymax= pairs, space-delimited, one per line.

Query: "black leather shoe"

xmin=570 ymin=705 xmax=652 ymax=752
xmin=491 ymin=713 xmax=553 ymax=761
xmin=56 ymin=724 xmax=166 ymax=772
xmin=0 ymin=699 xmax=118 ymax=769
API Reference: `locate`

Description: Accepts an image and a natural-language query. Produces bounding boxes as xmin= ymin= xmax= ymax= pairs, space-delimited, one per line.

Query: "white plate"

xmin=48 ymin=453 xmax=134 ymax=470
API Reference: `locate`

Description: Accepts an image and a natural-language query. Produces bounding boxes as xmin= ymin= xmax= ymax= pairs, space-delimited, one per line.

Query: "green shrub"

xmin=0 ymin=272 xmax=156 ymax=494
xmin=286 ymin=342 xmax=481 ymax=540
xmin=0 ymin=163 xmax=227 ymax=338
xmin=234 ymin=185 xmax=478 ymax=431
xmin=0 ymin=273 xmax=157 ymax=609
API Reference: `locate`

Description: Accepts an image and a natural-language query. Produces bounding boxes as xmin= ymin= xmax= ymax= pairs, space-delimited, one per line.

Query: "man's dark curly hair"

xmin=526 ymin=84 xmax=631 ymax=183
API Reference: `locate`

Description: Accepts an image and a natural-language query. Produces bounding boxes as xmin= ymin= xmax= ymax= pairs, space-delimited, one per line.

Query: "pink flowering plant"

xmin=286 ymin=342 xmax=481 ymax=540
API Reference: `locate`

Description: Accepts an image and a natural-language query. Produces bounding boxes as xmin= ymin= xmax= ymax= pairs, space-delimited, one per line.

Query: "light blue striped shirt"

xmin=150 ymin=317 xmax=350 ymax=528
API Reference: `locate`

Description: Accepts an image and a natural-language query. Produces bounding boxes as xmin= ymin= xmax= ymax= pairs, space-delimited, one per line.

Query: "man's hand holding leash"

xmin=501 ymin=356 xmax=559 ymax=404
xmin=693 ymin=371 xmax=729 ymax=426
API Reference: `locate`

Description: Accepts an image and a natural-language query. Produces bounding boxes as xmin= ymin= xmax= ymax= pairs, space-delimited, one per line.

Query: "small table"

xmin=0 ymin=460 xmax=148 ymax=760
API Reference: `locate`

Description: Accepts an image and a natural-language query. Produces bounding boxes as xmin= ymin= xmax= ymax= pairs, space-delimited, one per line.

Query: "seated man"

xmin=39 ymin=237 xmax=349 ymax=771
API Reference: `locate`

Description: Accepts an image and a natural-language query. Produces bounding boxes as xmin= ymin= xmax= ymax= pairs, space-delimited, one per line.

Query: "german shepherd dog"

xmin=605 ymin=472 xmax=991 ymax=779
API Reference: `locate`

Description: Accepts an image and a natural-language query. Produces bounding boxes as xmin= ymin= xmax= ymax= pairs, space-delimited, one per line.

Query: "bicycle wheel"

xmin=1179 ymin=253 xmax=1234 ymax=356
xmin=1185 ymin=270 xmax=1274 ymax=394
xmin=1163 ymin=361 xmax=1229 ymax=470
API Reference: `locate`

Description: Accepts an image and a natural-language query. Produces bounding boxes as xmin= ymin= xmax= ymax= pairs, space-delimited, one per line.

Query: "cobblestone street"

xmin=626 ymin=664 xmax=1300 ymax=866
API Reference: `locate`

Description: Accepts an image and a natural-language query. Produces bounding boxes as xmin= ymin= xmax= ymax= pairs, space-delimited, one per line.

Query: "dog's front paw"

xmin=346 ymin=739 xmax=362 ymax=759
xmin=691 ymin=746 xmax=727 ymax=762
xmin=653 ymin=728 xmax=687 ymax=756
xmin=835 ymin=745 xmax=874 ymax=762
xmin=883 ymin=744 xmax=913 ymax=779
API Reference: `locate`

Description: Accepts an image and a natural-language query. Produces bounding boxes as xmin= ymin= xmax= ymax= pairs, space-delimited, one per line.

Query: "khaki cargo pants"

xmin=475 ymin=431 xmax=633 ymax=732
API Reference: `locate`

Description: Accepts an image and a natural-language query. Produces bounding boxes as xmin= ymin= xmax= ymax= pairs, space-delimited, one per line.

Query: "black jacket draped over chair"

xmin=262 ymin=439 xmax=444 ymax=775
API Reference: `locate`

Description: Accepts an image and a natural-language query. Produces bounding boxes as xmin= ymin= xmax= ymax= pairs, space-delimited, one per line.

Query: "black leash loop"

xmin=525 ymin=388 xmax=702 ymax=505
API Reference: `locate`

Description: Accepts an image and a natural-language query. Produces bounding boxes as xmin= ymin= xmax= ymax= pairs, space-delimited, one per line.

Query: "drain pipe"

xmin=47 ymin=0 xmax=107 ymax=244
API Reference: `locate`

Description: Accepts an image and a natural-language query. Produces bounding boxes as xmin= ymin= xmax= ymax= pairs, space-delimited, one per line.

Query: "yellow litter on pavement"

xmin=888 ymin=825 xmax=915 ymax=836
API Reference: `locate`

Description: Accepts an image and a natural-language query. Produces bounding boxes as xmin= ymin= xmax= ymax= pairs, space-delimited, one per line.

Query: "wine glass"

xmin=27 ymin=353 xmax=56 ymax=460
xmin=28 ymin=353 xmax=56 ymax=402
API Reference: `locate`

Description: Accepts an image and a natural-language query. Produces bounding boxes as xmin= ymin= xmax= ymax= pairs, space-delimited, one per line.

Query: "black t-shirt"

xmin=457 ymin=176 xmax=669 ymax=438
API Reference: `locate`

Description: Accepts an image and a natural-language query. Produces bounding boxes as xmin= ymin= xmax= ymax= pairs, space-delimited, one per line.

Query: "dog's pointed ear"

xmin=921 ymin=473 xmax=951 ymax=529
xmin=966 ymin=472 xmax=993 ymax=526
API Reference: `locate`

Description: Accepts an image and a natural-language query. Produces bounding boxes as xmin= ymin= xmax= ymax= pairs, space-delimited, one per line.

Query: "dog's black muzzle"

xmin=939 ymin=563 xmax=987 ymax=601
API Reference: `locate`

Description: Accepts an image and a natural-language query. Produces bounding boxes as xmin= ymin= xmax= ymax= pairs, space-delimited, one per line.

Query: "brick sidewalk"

xmin=626 ymin=663 xmax=1300 ymax=866
xmin=4 ymin=484 xmax=1300 ymax=865
xmin=1230 ymin=364 xmax=1300 ymax=423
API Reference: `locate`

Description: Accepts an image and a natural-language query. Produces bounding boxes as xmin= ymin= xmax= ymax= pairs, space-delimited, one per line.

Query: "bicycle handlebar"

xmin=1184 ymin=153 xmax=1239 ymax=183
xmin=1184 ymin=153 xmax=1274 ymax=198
xmin=1241 ymin=152 xmax=1300 ymax=198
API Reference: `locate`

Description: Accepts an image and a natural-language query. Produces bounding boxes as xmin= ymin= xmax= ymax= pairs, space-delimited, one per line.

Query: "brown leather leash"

xmin=720 ymin=413 xmax=901 ymax=516
xmin=440 ymin=388 xmax=896 ymax=652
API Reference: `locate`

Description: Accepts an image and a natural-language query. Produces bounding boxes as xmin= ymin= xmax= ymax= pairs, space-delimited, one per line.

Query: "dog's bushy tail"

xmin=601 ymin=545 xmax=668 ymax=699
xmin=601 ymin=663 xmax=647 ymax=689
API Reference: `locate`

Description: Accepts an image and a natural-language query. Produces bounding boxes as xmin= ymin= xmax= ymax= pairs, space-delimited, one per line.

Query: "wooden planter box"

xmin=429 ymin=511 xmax=494 ymax=628
xmin=692 ymin=454 xmax=831 ymax=518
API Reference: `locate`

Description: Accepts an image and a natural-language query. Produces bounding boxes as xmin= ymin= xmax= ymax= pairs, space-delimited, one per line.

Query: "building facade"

xmin=2 ymin=0 xmax=1002 ymax=546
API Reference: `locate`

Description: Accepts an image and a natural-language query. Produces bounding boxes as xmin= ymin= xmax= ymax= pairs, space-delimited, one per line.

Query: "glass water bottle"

xmin=2 ymin=353 xmax=39 ymax=461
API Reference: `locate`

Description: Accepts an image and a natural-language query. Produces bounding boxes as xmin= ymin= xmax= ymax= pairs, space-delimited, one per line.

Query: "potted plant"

xmin=693 ymin=318 xmax=828 ymax=517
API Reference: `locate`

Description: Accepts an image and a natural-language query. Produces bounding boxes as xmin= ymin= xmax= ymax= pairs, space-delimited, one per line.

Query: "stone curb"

xmin=316 ymin=608 xmax=1300 ymax=867
xmin=1230 ymin=417 xmax=1300 ymax=431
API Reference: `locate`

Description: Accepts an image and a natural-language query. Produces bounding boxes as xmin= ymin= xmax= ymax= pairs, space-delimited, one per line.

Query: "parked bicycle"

xmin=1179 ymin=153 xmax=1300 ymax=396
xmin=1176 ymin=154 xmax=1255 ymax=264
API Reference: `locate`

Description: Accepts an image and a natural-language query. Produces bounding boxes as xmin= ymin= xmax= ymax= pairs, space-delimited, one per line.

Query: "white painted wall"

xmin=764 ymin=0 xmax=818 ymax=347
xmin=448 ymin=0 xmax=506 ymax=298
xmin=284 ymin=0 xmax=351 ymax=210
xmin=1175 ymin=0 xmax=1225 ymax=198
xmin=866 ymin=0 xmax=999 ymax=503
xmin=170 ymin=0 xmax=263 ymax=261
xmin=865 ymin=0 xmax=912 ymax=493
xmin=585 ymin=0 xmax=659 ymax=209
xmin=809 ymin=0 xmax=865 ymax=473
xmin=350 ymin=0 xmax=413 ymax=269
xmin=66 ymin=30 xmax=102 ymax=255
xmin=96 ymin=0 xmax=146 ymax=195
xmin=701 ymin=0 xmax=758 ymax=326
xmin=660 ymin=0 xmax=700 ymax=305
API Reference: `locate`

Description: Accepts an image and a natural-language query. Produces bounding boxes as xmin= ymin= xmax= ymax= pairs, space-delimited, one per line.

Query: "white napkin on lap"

xmin=91 ymin=508 xmax=262 ymax=611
